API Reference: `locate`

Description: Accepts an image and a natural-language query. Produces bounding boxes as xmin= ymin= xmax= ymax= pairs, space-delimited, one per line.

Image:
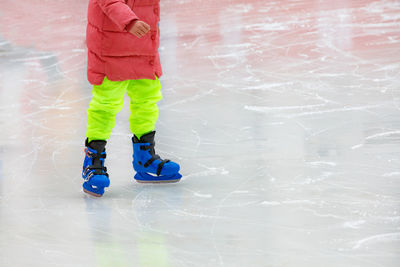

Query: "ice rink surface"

xmin=0 ymin=0 xmax=400 ymax=266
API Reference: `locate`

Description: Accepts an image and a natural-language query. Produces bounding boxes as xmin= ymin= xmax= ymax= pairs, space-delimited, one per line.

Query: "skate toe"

xmin=83 ymin=181 xmax=105 ymax=197
xmin=88 ymin=175 xmax=110 ymax=188
xmin=160 ymin=161 xmax=180 ymax=175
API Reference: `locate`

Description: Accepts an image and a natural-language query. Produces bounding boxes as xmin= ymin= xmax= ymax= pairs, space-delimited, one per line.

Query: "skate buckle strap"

xmin=138 ymin=141 xmax=171 ymax=176
xmin=85 ymin=148 xmax=106 ymax=159
xmin=83 ymin=166 xmax=90 ymax=176
xmin=140 ymin=145 xmax=152 ymax=150
xmin=83 ymin=147 xmax=109 ymax=182
xmin=157 ymin=159 xmax=170 ymax=176
xmin=143 ymin=156 xmax=160 ymax=168
xmin=84 ymin=167 xmax=109 ymax=182
xmin=84 ymin=171 xmax=94 ymax=182
xmin=85 ymin=148 xmax=95 ymax=158
xmin=92 ymin=165 xmax=108 ymax=176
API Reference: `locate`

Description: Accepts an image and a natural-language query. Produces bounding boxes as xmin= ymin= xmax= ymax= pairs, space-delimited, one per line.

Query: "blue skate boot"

xmin=82 ymin=139 xmax=110 ymax=197
xmin=132 ymin=131 xmax=182 ymax=183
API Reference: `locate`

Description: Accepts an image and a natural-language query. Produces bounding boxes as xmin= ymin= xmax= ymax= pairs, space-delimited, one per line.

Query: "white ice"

xmin=0 ymin=0 xmax=400 ymax=266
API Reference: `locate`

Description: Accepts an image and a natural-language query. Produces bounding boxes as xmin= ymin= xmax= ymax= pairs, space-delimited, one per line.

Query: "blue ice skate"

xmin=82 ymin=139 xmax=110 ymax=197
xmin=132 ymin=131 xmax=182 ymax=183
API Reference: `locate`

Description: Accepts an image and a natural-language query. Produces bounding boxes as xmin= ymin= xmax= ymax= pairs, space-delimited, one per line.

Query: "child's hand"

xmin=128 ymin=20 xmax=151 ymax=38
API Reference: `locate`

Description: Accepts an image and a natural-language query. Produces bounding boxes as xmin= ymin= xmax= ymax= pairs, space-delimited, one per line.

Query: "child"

xmin=82 ymin=0 xmax=181 ymax=197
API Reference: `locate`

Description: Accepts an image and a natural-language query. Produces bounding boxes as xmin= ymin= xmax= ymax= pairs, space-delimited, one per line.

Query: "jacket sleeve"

xmin=96 ymin=0 xmax=139 ymax=31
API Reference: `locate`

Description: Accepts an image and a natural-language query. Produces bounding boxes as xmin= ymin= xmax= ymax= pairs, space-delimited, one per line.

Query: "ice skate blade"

xmin=135 ymin=179 xmax=181 ymax=184
xmin=83 ymin=188 xmax=103 ymax=197
xmin=134 ymin=172 xmax=182 ymax=184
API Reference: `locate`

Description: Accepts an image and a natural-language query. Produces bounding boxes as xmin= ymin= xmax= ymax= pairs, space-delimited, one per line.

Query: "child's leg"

xmin=86 ymin=77 xmax=129 ymax=141
xmin=126 ymin=77 xmax=162 ymax=138
xmin=83 ymin=77 xmax=128 ymax=197
xmin=127 ymin=77 xmax=181 ymax=183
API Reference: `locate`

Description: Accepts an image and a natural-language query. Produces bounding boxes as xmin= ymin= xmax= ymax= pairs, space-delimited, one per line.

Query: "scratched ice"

xmin=0 ymin=0 xmax=400 ymax=266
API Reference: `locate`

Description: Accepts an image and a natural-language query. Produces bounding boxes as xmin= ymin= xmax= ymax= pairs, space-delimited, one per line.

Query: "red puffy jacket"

xmin=86 ymin=0 xmax=162 ymax=85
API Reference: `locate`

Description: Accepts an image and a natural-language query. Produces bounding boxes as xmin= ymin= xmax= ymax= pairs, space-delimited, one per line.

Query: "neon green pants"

xmin=86 ymin=76 xmax=162 ymax=141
